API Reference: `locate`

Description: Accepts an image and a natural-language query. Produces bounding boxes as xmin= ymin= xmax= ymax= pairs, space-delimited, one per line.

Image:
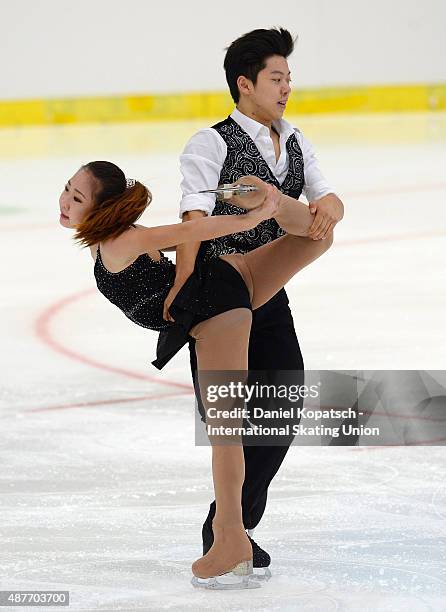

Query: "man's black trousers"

xmin=188 ymin=288 xmax=304 ymax=543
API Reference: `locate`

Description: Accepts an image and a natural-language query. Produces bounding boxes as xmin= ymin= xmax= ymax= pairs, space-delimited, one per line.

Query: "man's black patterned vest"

xmin=198 ymin=116 xmax=305 ymax=262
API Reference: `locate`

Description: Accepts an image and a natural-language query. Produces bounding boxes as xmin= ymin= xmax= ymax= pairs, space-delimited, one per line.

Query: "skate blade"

xmin=191 ymin=559 xmax=261 ymax=590
xmin=191 ymin=574 xmax=261 ymax=590
xmin=248 ymin=567 xmax=272 ymax=582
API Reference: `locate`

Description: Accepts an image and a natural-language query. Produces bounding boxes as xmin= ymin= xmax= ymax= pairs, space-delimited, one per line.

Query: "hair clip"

xmin=126 ymin=178 xmax=136 ymax=189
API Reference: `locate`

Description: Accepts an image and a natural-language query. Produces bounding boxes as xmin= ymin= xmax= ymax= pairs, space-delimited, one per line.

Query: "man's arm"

xmin=163 ymin=128 xmax=226 ymax=321
xmin=307 ymin=193 xmax=344 ymax=240
xmin=298 ymin=129 xmax=344 ymax=240
xmin=163 ymin=210 xmax=205 ymax=322
xmin=175 ymin=211 xmax=206 ymax=277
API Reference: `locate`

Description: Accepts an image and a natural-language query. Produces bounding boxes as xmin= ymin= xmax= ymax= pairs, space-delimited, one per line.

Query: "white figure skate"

xmin=191 ymin=558 xmax=261 ymax=590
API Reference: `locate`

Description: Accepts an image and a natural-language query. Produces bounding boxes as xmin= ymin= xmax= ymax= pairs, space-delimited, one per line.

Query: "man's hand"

xmin=308 ymin=193 xmax=344 ymax=240
xmin=162 ymin=210 xmax=205 ymax=323
xmin=163 ymin=277 xmax=190 ymax=322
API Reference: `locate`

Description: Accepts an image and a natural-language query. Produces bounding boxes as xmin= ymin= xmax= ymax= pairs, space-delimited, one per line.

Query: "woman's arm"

xmin=109 ymin=190 xmax=278 ymax=260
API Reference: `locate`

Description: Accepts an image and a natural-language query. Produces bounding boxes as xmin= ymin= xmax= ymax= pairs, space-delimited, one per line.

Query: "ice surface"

xmin=1 ymin=113 xmax=445 ymax=610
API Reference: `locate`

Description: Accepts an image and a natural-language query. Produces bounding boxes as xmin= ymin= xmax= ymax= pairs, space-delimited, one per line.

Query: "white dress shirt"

xmin=179 ymin=107 xmax=335 ymax=217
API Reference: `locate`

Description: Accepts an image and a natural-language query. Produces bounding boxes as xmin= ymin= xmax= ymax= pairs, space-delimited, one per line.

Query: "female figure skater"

xmin=59 ymin=161 xmax=336 ymax=588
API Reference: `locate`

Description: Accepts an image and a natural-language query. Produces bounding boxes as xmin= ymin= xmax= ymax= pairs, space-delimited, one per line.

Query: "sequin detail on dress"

xmin=93 ymin=246 xmax=251 ymax=370
xmin=94 ymin=246 xmax=176 ymax=331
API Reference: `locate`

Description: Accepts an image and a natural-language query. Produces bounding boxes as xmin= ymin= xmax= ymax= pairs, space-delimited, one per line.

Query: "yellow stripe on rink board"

xmin=1 ymin=84 xmax=445 ymax=127
xmin=0 ymin=93 xmax=234 ymax=126
xmin=288 ymin=84 xmax=446 ymax=114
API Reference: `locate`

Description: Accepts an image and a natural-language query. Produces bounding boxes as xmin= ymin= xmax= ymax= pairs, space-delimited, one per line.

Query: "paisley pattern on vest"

xmin=199 ymin=116 xmax=305 ymax=262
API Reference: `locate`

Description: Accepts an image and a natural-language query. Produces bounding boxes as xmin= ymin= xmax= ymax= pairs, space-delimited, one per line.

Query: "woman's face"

xmin=59 ymin=168 xmax=97 ymax=228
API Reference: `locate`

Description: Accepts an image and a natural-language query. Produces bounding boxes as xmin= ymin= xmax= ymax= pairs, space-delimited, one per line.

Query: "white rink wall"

xmin=1 ymin=0 xmax=445 ymax=100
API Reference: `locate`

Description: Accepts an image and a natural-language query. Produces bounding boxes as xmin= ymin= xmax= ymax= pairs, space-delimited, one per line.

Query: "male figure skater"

xmin=164 ymin=27 xmax=344 ymax=570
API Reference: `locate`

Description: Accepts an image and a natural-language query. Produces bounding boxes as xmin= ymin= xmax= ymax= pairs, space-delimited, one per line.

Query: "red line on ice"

xmin=34 ymin=288 xmax=193 ymax=390
xmin=29 ymin=390 xmax=193 ymax=412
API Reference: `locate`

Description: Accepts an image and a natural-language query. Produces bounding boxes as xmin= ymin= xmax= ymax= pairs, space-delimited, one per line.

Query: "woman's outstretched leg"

xmin=221 ymin=231 xmax=333 ymax=311
xmin=189 ymin=308 xmax=253 ymax=579
xmin=226 ymin=175 xmax=314 ymax=236
xmin=215 ymin=176 xmax=334 ymax=310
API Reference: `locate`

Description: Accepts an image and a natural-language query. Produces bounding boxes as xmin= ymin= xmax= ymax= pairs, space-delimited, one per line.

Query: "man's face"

xmin=249 ymin=55 xmax=292 ymax=121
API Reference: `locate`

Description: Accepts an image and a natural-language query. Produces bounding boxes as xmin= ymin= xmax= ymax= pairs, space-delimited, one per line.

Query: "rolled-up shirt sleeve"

xmin=179 ymin=128 xmax=227 ymax=218
xmin=297 ymin=129 xmax=336 ymax=203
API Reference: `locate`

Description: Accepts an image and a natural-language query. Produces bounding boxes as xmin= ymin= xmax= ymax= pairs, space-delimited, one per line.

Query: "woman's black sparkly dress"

xmin=93 ymin=245 xmax=251 ymax=369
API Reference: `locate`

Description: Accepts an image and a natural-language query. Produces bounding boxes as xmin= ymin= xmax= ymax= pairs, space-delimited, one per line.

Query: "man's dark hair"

xmin=224 ymin=27 xmax=296 ymax=103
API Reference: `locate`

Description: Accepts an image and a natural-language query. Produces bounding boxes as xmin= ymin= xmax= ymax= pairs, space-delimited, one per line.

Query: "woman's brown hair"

xmin=74 ymin=161 xmax=152 ymax=247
